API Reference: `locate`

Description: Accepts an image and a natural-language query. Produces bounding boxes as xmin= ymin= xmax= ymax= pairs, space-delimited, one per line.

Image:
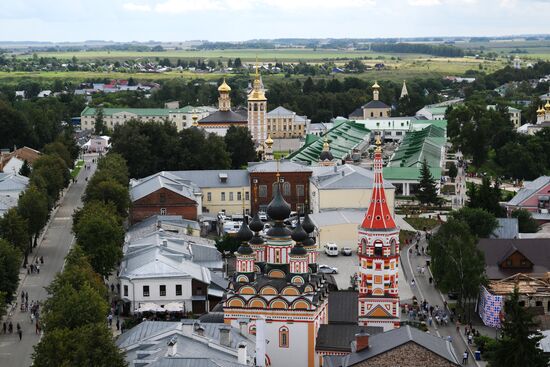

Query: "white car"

xmin=258 ymin=211 xmax=268 ymax=221
xmin=341 ymin=247 xmax=352 ymax=256
xmin=324 ymin=243 xmax=339 ymax=256
xmin=319 ymin=264 xmax=338 ymax=274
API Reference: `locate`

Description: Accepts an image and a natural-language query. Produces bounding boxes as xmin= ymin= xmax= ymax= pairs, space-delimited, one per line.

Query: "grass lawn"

xmin=71 ymin=160 xmax=84 ymax=179
xmin=403 ymin=216 xmax=440 ymax=231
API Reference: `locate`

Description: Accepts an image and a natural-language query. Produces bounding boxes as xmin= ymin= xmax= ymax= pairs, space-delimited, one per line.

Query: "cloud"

xmin=408 ymin=0 xmax=441 ymax=5
xmin=154 ymin=0 xmax=223 ymax=13
xmin=123 ymin=3 xmax=152 ymax=11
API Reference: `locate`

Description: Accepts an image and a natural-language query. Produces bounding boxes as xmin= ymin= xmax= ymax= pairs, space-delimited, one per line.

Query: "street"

xmin=0 ymin=154 xmax=96 ymax=367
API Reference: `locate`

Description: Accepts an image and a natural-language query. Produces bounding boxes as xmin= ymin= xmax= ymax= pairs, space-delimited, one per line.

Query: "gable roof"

xmin=247 ymin=160 xmax=312 ymax=173
xmin=316 ymin=325 xmax=383 ymax=352
xmin=324 ymin=326 xmax=459 ymax=367
xmin=130 ymin=172 xmax=199 ymax=203
xmin=507 ymin=176 xmax=550 ymax=207
xmin=168 ymin=170 xmax=249 ymax=188
xmin=267 ymin=106 xmax=296 ymax=116
xmin=198 ymin=110 xmax=247 ymax=124
xmin=478 ymin=238 xmax=550 ymax=279
xmin=310 ymin=164 xmax=394 ymax=190
xmin=363 ymin=100 xmax=390 ymax=109
xmin=328 ymin=291 xmax=359 ymax=324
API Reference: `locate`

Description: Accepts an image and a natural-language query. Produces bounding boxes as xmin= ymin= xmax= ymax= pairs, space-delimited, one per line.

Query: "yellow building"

xmin=247 ymin=65 xmax=268 ymax=144
xmin=266 ymin=106 xmax=310 ymax=139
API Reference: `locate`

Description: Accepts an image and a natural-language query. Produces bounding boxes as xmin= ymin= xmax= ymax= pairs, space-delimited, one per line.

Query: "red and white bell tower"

xmin=357 ymin=137 xmax=400 ymax=331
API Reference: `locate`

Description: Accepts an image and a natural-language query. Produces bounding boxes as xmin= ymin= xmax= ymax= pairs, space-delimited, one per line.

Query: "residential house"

xmin=323 ymin=325 xmax=459 ymax=367
xmin=0 ymin=147 xmax=41 ymax=174
xmin=0 ymin=173 xmax=29 ymax=216
xmin=266 ymin=106 xmax=310 ymax=139
xmin=506 ymin=176 xmax=550 ymax=224
xmin=117 ymin=320 xmax=255 ymax=366
xmin=415 ymin=106 xmax=447 ymax=120
xmin=129 ymin=172 xmax=202 ymax=224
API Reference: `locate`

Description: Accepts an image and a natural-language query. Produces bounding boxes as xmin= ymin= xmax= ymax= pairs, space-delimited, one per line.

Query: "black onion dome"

xmin=290 ymin=243 xmax=307 ymax=256
xmin=237 ymin=243 xmax=254 ymax=255
xmin=249 ymin=235 xmax=265 ymax=245
xmin=237 ymin=220 xmax=253 ymax=243
xmin=302 ymin=213 xmax=315 ymax=234
xmin=267 ymin=183 xmax=291 ymax=221
xmin=303 ymin=237 xmax=315 ymax=247
xmin=319 ymin=150 xmax=334 ymax=161
xmin=291 ymin=222 xmax=308 ymax=243
xmin=249 ymin=213 xmax=264 ymax=232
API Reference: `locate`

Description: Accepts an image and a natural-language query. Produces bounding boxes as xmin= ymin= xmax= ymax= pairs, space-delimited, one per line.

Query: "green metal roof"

xmin=287 ymin=121 xmax=370 ymax=164
xmin=411 ymin=119 xmax=448 ymax=131
xmin=423 ymin=106 xmax=448 ymax=115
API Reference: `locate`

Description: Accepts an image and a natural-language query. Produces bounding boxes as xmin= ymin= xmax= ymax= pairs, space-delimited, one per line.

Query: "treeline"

xmin=0 ymin=137 xmax=77 ymax=316
xmin=369 ymin=43 xmax=464 ymax=57
xmin=110 ymin=121 xmax=256 ymax=178
xmin=467 ymin=61 xmax=550 ymax=93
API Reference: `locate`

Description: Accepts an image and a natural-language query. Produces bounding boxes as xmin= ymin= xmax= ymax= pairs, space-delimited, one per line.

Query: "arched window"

xmin=374 ymin=240 xmax=383 ymax=256
xmin=390 ymin=239 xmax=396 ymax=256
xmin=279 ymin=326 xmax=289 ymax=348
xmin=283 ymin=182 xmax=291 ymax=196
xmin=254 ymin=104 xmax=258 ymax=111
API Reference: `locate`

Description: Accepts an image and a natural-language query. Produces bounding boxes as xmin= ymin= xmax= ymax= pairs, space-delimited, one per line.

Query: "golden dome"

xmin=265 ymin=135 xmax=274 ymax=146
xmin=372 ymin=81 xmax=380 ymax=89
xmin=218 ymin=79 xmax=231 ymax=93
xmin=545 ymin=101 xmax=550 ymax=110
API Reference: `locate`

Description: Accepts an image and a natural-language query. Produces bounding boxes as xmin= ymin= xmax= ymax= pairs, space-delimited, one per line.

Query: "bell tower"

xmin=357 ymin=137 xmax=400 ymax=331
xmin=248 ymin=62 xmax=267 ymax=144
xmin=218 ymin=79 xmax=232 ymax=112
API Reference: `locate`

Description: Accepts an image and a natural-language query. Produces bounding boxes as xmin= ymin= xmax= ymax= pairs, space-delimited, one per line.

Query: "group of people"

xmin=2 ymin=321 xmax=23 ymax=340
xmin=27 ymin=256 xmax=44 ymax=275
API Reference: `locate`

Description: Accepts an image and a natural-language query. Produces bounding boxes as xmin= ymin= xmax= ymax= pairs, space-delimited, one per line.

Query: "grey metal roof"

xmin=247 ymin=160 xmax=312 ymax=173
xmin=310 ymin=165 xmax=394 ymax=190
xmin=328 ymin=291 xmax=359 ymax=324
xmin=491 ymin=218 xmax=519 ymax=239
xmin=198 ymin=110 xmax=247 ymax=124
xmin=267 ymin=106 xmax=296 ymax=116
xmin=169 ymin=170 xmax=249 ymax=188
xmin=316 ymin=325 xmax=383 ymax=352
xmin=130 ymin=172 xmax=200 ymax=202
xmin=349 ymin=107 xmax=363 ymax=118
xmin=363 ymin=100 xmax=390 ymax=109
xmin=0 ymin=173 xmax=29 ymax=192
xmin=324 ymin=325 xmax=459 ymax=367
xmin=507 ymin=176 xmax=550 ymax=206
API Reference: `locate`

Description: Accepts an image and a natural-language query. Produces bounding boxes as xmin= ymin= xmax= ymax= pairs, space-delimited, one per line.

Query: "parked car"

xmin=324 ymin=243 xmax=339 ymax=256
xmin=341 ymin=247 xmax=352 ymax=256
xmin=318 ymin=264 xmax=338 ymax=274
xmin=258 ymin=211 xmax=268 ymax=221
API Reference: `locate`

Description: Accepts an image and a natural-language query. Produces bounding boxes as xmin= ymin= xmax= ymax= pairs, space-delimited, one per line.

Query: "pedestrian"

xmin=421 ymin=266 xmax=425 ymax=275
xmin=411 ymin=279 xmax=415 ymax=287
xmin=110 ymin=284 xmax=115 ymax=293
xmin=30 ymin=312 xmax=35 ymax=324
xmin=428 ymin=316 xmax=433 ymax=326
xmin=456 ymin=321 xmax=460 ymax=333
xmin=463 ymin=350 xmax=469 ymax=365
xmin=36 ymin=265 xmax=40 ymax=274
xmin=429 ymin=276 xmax=433 ymax=284
xmin=3 ymin=322 xmax=6 ymax=334
xmin=40 ymin=256 xmax=44 ymax=264
xmin=35 ymin=321 xmax=40 ymax=335
xmin=25 ymin=292 xmax=28 ymax=303
xmin=416 ymin=265 xmax=421 ymax=274
xmin=16 ymin=323 xmax=20 ymax=332
xmin=17 ymin=328 xmax=22 ymax=341
xmin=108 ymin=313 xmax=113 ymax=326
xmin=21 ymin=291 xmax=24 ymax=302
xmin=468 ymin=334 xmax=473 ymax=345
xmin=116 ymin=318 xmax=120 ymax=331
xmin=8 ymin=321 xmax=13 ymax=333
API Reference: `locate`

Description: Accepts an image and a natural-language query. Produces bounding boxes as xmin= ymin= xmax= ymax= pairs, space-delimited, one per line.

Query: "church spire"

xmin=400 ymin=80 xmax=408 ymax=99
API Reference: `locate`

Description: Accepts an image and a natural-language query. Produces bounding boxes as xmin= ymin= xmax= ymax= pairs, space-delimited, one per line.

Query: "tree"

xmin=466 ymin=177 xmax=506 ymax=217
xmin=449 ymin=207 xmax=498 ymax=238
xmin=416 ymin=159 xmax=439 ymax=205
xmin=96 ymin=153 xmax=129 ymax=186
xmin=234 ymin=57 xmax=242 ymax=68
xmin=448 ymin=162 xmax=458 ymax=182
xmin=18 ymin=159 xmax=31 ymax=177
xmin=0 ymin=239 xmax=21 ymax=304
xmin=215 ymin=234 xmax=240 ymax=254
xmin=43 ymin=141 xmax=73 ymax=169
xmin=85 ymin=176 xmax=130 ymax=218
xmin=32 ymin=323 xmax=127 ymax=367
xmin=17 ymin=186 xmax=49 ymax=262
xmin=30 ymin=154 xmax=70 ymax=203
xmin=428 ymin=218 xmax=486 ymax=311
xmin=73 ymin=202 xmax=124 ymax=277
xmin=224 ymin=126 xmax=257 ymax=168
xmin=94 ymin=107 xmax=106 ymax=136
xmin=511 ymin=209 xmax=539 ymax=233
xmin=488 ymin=288 xmax=548 ymax=367
xmin=0 ymin=207 xmax=29 ymax=254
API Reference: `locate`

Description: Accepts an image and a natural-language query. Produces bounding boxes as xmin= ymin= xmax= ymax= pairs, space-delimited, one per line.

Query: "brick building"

xmin=248 ymin=160 xmax=312 ymax=214
xmin=129 ymin=172 xmax=202 ymax=224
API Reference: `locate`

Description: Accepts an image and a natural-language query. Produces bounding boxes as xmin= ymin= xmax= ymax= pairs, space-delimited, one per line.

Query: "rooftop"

xmin=507 ymin=176 xmax=550 ymax=207
xmin=198 ymin=110 xmax=247 ymax=124
xmin=169 ymin=170 xmax=249 ymax=188
xmin=130 ymin=172 xmax=200 ymax=203
xmin=247 ymin=160 xmax=312 ymax=173
xmin=310 ymin=164 xmax=394 ymax=190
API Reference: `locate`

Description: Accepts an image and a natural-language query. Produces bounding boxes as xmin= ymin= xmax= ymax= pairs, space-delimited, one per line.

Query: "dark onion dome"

xmin=237 ymin=243 xmax=254 ymax=255
xmin=266 ymin=224 xmax=291 ymax=238
xmin=319 ymin=150 xmax=334 ymax=161
xmin=236 ymin=219 xmax=253 ymax=243
xmin=249 ymin=213 xmax=264 ymax=233
xmin=302 ymin=213 xmax=315 ymax=234
xmin=291 ymin=221 xmax=308 ymax=243
xmin=267 ymin=183 xmax=291 ymax=221
xmin=290 ymin=243 xmax=307 ymax=256
xmin=249 ymin=235 xmax=265 ymax=245
xmin=303 ymin=237 xmax=316 ymax=247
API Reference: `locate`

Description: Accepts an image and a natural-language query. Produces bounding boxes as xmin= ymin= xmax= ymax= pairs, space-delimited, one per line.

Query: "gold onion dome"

xmin=372 ymin=81 xmax=380 ymax=89
xmin=265 ymin=135 xmax=274 ymax=146
xmin=538 ymin=106 xmax=545 ymax=115
xmin=545 ymin=101 xmax=550 ymax=110
xmin=218 ymin=79 xmax=231 ymax=92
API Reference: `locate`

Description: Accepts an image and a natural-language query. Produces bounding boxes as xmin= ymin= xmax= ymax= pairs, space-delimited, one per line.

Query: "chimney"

xmin=219 ymin=326 xmax=231 ymax=347
xmin=239 ymin=320 xmax=247 ymax=335
xmin=162 ymin=240 xmax=168 ymax=247
xmin=167 ymin=336 xmax=178 ymax=357
xmin=238 ymin=342 xmax=248 ymax=365
xmin=355 ymin=332 xmax=370 ymax=352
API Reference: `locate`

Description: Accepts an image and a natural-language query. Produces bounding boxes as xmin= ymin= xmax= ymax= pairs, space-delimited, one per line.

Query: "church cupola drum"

xmin=357 ymin=137 xmax=400 ymax=331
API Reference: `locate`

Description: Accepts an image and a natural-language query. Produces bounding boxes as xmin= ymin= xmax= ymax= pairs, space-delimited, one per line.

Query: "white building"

xmin=0 ymin=173 xmax=29 ymax=216
xmin=415 ymin=106 xmax=447 ymax=120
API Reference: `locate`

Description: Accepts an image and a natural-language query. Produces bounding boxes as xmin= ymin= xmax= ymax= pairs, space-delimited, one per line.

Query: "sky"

xmin=0 ymin=0 xmax=549 ymax=42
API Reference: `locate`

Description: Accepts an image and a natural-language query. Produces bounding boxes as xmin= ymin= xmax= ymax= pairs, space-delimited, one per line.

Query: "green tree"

xmin=0 ymin=239 xmax=21 ymax=303
xmin=428 ymin=218 xmax=486 ymax=311
xmin=73 ymin=202 xmax=124 ymax=277
xmin=96 ymin=153 xmax=129 ymax=186
xmin=32 ymin=323 xmax=127 ymax=367
xmin=466 ymin=176 xmax=506 ymax=217
xmin=30 ymin=154 xmax=69 ymax=203
xmin=18 ymin=159 xmax=31 ymax=177
xmin=94 ymin=107 xmax=106 ymax=135
xmin=43 ymin=141 xmax=73 ymax=169
xmin=84 ymin=178 xmax=130 ymax=218
xmin=448 ymin=162 xmax=458 ymax=182
xmin=17 ymin=186 xmax=49 ymax=261
xmin=234 ymin=57 xmax=242 ymax=68
xmin=449 ymin=207 xmax=498 ymax=238
xmin=416 ymin=159 xmax=439 ymax=205
xmin=0 ymin=207 xmax=29 ymax=254
xmin=215 ymin=234 xmax=240 ymax=254
xmin=488 ymin=288 xmax=548 ymax=367
xmin=224 ymin=126 xmax=257 ymax=168
xmin=511 ymin=209 xmax=539 ymax=233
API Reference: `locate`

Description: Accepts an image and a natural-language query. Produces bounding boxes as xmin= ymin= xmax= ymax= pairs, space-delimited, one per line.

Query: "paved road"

xmin=0 ymin=154 xmax=96 ymax=367
xmin=403 ymin=233 xmax=482 ymax=366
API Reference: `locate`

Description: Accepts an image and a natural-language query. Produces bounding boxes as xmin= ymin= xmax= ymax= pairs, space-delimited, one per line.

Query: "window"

xmin=237 ymin=192 xmax=242 ymax=201
xmin=160 ymin=208 xmax=166 ymax=215
xmin=296 ymin=185 xmax=305 ymax=197
xmin=143 ymin=286 xmax=150 ymax=297
xmin=371 ymin=112 xmax=374 ymax=117
xmin=160 ymin=285 xmax=166 ymax=296
xmin=283 ymin=182 xmax=291 ymax=196
xmin=221 ymin=192 xmax=226 ymax=201
xmin=159 ymin=193 xmax=166 ymax=203
xmin=124 ymin=285 xmax=128 ymax=297
xmin=259 ymin=185 xmax=267 ymax=198
xmin=229 ymin=192 xmax=234 ymax=201
xmin=279 ymin=326 xmax=289 ymax=348
xmin=176 ymin=284 xmax=182 ymax=296
xmin=207 ymin=192 xmax=212 ymax=202
xmin=245 ymin=192 xmax=250 ymax=201
xmin=519 ymin=301 xmax=526 ymax=307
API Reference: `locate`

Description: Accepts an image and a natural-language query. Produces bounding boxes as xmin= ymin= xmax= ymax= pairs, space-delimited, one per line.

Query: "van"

xmin=324 ymin=243 xmax=339 ymax=256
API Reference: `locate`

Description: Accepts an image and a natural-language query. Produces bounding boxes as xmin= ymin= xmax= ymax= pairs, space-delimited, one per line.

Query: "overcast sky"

xmin=1 ymin=0 xmax=549 ymax=42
